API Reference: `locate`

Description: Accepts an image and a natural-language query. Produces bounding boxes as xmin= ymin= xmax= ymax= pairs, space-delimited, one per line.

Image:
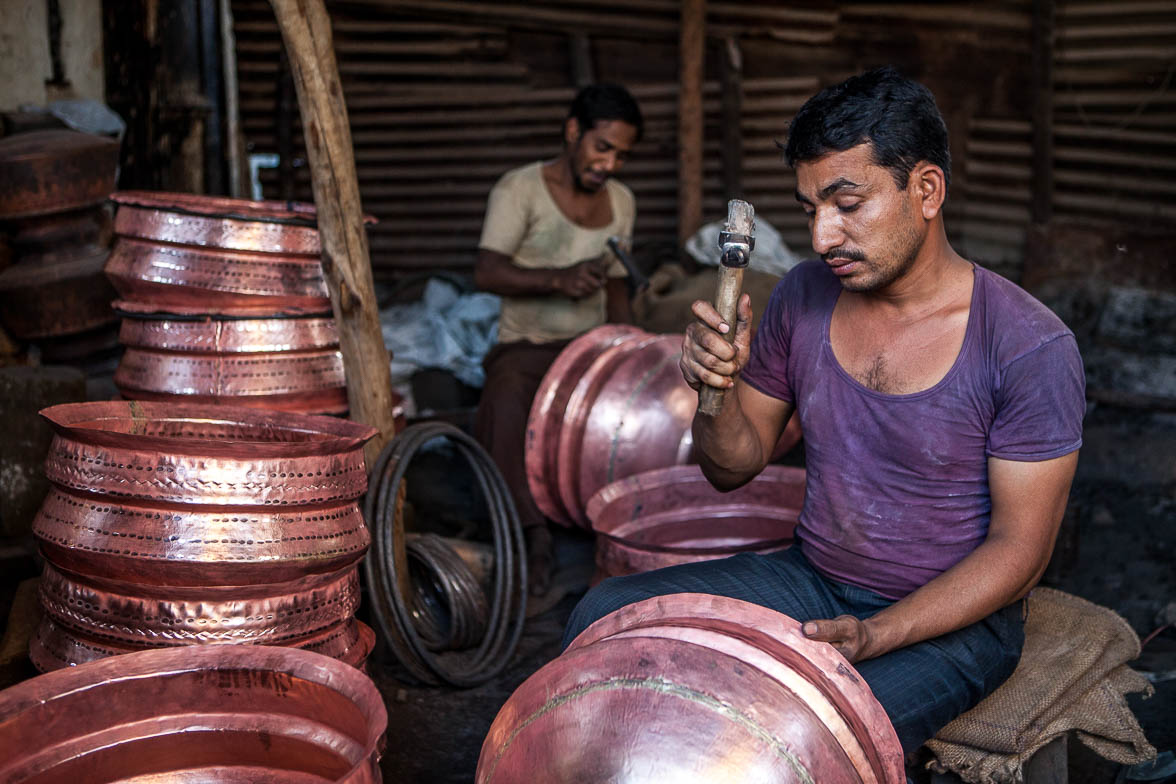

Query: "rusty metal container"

xmin=478 ymin=593 xmax=905 ymax=783
xmin=587 ymin=464 xmax=804 ymax=582
xmin=30 ymin=400 xmax=378 ymax=670
xmin=105 ymin=191 xmax=333 ymax=316
xmin=0 ymin=130 xmax=120 ymax=220
xmin=0 ymin=644 xmax=386 ymax=783
xmin=114 ymin=314 xmax=349 ymax=414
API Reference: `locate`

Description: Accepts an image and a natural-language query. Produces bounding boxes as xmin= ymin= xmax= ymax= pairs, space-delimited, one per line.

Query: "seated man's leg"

xmin=853 ymin=601 xmax=1024 ymax=754
xmin=474 ymin=340 xmax=567 ymax=595
xmin=563 ymin=546 xmax=845 ymax=649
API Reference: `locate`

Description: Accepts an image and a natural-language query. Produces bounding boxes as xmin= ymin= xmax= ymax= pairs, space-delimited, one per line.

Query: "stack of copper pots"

xmin=478 ymin=593 xmax=906 ymax=783
xmin=105 ymin=191 xmax=350 ymax=414
xmin=29 ymin=400 xmax=378 ymax=671
xmin=527 ymin=325 xmax=802 ymax=528
xmin=0 ymin=129 xmax=121 ymax=349
xmin=0 ymin=645 xmax=386 ymax=783
xmin=586 ymin=464 xmax=805 ymax=582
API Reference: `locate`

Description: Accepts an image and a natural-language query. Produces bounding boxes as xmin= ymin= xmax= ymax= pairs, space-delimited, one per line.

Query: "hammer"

xmin=698 ymin=199 xmax=755 ymax=416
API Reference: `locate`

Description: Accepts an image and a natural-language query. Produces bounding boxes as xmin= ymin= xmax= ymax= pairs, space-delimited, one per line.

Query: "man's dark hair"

xmin=567 ymin=83 xmax=644 ymax=143
xmin=783 ymin=66 xmax=950 ymax=190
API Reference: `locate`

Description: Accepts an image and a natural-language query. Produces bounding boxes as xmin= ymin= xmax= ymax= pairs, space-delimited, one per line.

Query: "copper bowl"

xmin=527 ymin=326 xmax=696 ymax=529
xmin=0 ymin=130 xmax=120 ymax=219
xmin=106 ymin=191 xmax=333 ymax=316
xmin=0 ymin=644 xmax=386 ymax=783
xmin=478 ymin=593 xmax=905 ymax=783
xmin=586 ymin=464 xmax=804 ymax=581
xmin=119 ymin=315 xmax=339 ymax=353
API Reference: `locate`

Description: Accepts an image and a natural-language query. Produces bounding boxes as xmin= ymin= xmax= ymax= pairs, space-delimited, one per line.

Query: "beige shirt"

xmin=479 ymin=161 xmax=635 ymax=345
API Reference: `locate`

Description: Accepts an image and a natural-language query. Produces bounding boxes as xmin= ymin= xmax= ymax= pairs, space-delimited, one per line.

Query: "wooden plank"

xmin=1031 ymin=0 xmax=1055 ymax=223
xmin=678 ymin=0 xmax=706 ymax=244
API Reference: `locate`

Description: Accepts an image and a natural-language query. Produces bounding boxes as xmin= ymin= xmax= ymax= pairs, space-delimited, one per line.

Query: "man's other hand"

xmin=680 ymin=293 xmax=752 ymax=392
xmin=802 ymin=615 xmax=874 ymax=663
xmin=553 ymin=256 xmax=609 ymax=299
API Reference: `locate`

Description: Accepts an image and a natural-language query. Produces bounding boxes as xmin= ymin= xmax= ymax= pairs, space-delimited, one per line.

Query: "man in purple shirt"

xmin=564 ymin=66 xmax=1085 ymax=754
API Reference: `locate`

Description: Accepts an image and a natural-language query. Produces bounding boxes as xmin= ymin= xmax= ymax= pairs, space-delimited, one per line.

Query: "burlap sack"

xmin=926 ymin=587 xmax=1156 ymax=783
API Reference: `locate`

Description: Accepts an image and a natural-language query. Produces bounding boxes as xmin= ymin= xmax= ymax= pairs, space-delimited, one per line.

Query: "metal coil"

xmin=405 ymin=533 xmax=489 ymax=652
xmin=364 ymin=421 xmax=527 ymax=687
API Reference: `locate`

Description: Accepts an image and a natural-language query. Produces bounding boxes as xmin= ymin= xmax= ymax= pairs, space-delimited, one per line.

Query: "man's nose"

xmin=810 ymin=210 xmax=843 ymax=256
xmin=602 ymin=151 xmax=621 ymax=172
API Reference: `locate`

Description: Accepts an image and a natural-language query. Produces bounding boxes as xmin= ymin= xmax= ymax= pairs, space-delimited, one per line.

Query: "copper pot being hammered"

xmin=115 ymin=315 xmax=348 ymax=414
xmin=587 ymin=464 xmax=805 ymax=582
xmin=478 ymin=593 xmax=905 ymax=784
xmin=105 ymin=191 xmax=333 ymax=316
xmin=0 ymin=644 xmax=386 ymax=783
xmin=30 ymin=400 xmax=377 ymax=670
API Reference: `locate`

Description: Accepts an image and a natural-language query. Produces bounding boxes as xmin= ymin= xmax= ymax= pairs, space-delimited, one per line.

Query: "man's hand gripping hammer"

xmin=698 ymin=199 xmax=755 ymax=416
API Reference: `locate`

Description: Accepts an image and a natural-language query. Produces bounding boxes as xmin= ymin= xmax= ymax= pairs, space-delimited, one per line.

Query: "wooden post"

xmin=1031 ymin=0 xmax=1055 ymax=225
xmin=268 ymin=0 xmax=398 ymax=468
xmin=718 ymin=36 xmax=743 ymax=202
xmin=568 ymin=32 xmax=594 ymax=88
xmin=220 ymin=0 xmax=249 ymax=198
xmin=678 ymin=0 xmax=705 ymax=245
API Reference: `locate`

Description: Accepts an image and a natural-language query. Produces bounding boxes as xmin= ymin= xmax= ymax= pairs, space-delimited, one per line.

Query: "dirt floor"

xmin=370 ymin=403 xmax=1176 ymax=783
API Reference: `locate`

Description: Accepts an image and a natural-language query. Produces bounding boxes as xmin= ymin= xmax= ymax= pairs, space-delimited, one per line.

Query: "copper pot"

xmin=30 ymin=401 xmax=377 ymax=669
xmin=587 ymin=464 xmax=804 ymax=581
xmin=0 ymin=644 xmax=386 ymax=783
xmin=105 ymin=191 xmax=331 ymax=316
xmin=478 ymin=593 xmax=905 ymax=783
xmin=0 ymin=130 xmax=120 ymax=219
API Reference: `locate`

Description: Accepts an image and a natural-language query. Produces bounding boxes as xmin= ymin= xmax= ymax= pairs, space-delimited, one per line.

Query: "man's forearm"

xmin=475 ymin=254 xmax=565 ymax=297
xmin=692 ymin=385 xmax=770 ymax=491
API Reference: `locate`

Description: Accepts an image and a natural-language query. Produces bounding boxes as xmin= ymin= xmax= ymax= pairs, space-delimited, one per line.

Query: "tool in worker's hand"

xmin=698 ymin=199 xmax=755 ymax=417
xmin=606 ymin=235 xmax=650 ymax=296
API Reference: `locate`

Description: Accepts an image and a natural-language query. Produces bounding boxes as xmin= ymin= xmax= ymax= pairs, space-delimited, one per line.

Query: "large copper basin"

xmin=477 ymin=593 xmax=905 ymax=783
xmin=106 ymin=191 xmax=332 ymax=316
xmin=587 ymin=464 xmax=804 ymax=581
xmin=0 ymin=644 xmax=386 ymax=783
xmin=0 ymin=130 xmax=120 ymax=219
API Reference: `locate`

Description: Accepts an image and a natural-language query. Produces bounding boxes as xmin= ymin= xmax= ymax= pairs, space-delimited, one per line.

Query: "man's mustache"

xmin=822 ymin=249 xmax=866 ymax=263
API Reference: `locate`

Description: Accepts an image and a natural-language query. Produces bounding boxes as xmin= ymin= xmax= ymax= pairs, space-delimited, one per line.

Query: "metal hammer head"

xmin=718 ymin=199 xmax=755 ymax=267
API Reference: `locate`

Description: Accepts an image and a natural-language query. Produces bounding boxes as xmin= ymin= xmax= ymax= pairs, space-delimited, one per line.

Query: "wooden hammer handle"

xmin=698 ymin=264 xmax=745 ymax=416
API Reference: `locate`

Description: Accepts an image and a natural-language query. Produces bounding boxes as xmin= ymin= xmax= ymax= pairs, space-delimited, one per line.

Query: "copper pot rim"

xmin=117 ymin=314 xmax=339 ymax=352
xmin=40 ymin=400 xmax=376 ymax=457
xmin=110 ymin=190 xmax=378 ymax=228
xmin=112 ymin=298 xmax=334 ymax=318
xmin=3 ymin=642 xmax=387 ymax=760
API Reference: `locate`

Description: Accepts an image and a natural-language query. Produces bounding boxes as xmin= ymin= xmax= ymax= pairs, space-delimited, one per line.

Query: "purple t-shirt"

xmin=742 ymin=261 xmax=1085 ymax=599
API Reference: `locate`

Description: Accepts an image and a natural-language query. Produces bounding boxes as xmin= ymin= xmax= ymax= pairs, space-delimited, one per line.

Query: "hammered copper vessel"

xmin=0 ymin=644 xmax=386 ymax=783
xmin=105 ymin=191 xmax=333 ymax=315
xmin=478 ymin=593 xmax=906 ymax=784
xmin=587 ymin=464 xmax=804 ymax=581
xmin=115 ymin=315 xmax=348 ymax=414
xmin=30 ymin=400 xmax=378 ymax=670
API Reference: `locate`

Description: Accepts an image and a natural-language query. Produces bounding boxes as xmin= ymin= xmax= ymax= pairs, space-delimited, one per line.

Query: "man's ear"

xmin=564 ymin=117 xmax=582 ymax=146
xmin=912 ymin=162 xmax=947 ymax=220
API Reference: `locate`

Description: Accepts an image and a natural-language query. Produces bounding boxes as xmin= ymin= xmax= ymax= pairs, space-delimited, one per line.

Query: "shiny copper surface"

xmin=587 ymin=465 xmax=804 ymax=581
xmin=0 ymin=644 xmax=386 ymax=783
xmin=105 ymin=238 xmax=332 ymax=316
xmin=114 ymin=345 xmax=348 ymax=414
xmin=30 ymin=401 xmax=377 ymax=669
xmin=526 ymin=326 xmax=697 ymax=528
xmin=0 ymin=130 xmax=120 ymax=219
xmin=119 ymin=315 xmax=339 ymax=353
xmin=478 ymin=593 xmax=905 ymax=784
xmin=38 ymin=562 xmax=362 ymax=646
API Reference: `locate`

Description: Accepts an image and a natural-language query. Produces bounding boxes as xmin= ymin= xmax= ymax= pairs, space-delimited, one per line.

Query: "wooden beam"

xmin=678 ymin=0 xmax=706 ymax=244
xmin=1031 ymin=0 xmax=1055 ymax=224
xmin=568 ymin=33 xmax=594 ymax=87
xmin=268 ymin=0 xmax=398 ymax=468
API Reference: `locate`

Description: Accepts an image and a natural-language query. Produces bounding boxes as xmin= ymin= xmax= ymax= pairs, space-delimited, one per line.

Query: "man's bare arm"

xmin=681 ymin=293 xmax=794 ymax=490
xmin=474 ymin=248 xmax=607 ymax=299
xmin=802 ymin=451 xmax=1079 ymax=662
xmin=605 ymin=277 xmax=633 ymax=324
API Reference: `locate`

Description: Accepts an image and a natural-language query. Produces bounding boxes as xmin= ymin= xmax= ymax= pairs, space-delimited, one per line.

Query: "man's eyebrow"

xmin=818 ymin=177 xmax=863 ymax=199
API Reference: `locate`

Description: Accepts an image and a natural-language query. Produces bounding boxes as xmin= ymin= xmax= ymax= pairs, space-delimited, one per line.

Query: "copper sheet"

xmin=38 ymin=562 xmax=362 ymax=647
xmin=478 ymin=593 xmax=905 ymax=784
xmin=114 ymin=346 xmax=348 ymax=414
xmin=587 ymin=464 xmax=804 ymax=581
xmin=105 ymin=238 xmax=331 ymax=316
xmin=0 ymin=130 xmax=120 ymax=219
xmin=119 ymin=316 xmax=339 ymax=352
xmin=1 ymin=644 xmax=385 ymax=782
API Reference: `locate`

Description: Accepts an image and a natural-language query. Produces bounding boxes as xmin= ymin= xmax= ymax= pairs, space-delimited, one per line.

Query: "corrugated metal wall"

xmin=230 ymin=0 xmax=1174 ymax=284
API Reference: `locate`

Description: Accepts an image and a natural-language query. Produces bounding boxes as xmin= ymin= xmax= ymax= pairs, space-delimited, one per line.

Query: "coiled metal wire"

xmin=364 ymin=421 xmax=527 ymax=687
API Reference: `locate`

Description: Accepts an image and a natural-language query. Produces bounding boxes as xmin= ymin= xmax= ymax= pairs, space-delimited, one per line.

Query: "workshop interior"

xmin=0 ymin=2 xmax=1173 ymax=783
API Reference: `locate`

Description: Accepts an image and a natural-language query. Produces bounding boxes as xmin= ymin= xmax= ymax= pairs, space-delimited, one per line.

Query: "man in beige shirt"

xmin=474 ymin=84 xmax=643 ymax=596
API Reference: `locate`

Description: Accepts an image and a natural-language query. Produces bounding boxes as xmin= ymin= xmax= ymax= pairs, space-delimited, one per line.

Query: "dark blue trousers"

xmin=562 ymin=545 xmax=1024 ymax=754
